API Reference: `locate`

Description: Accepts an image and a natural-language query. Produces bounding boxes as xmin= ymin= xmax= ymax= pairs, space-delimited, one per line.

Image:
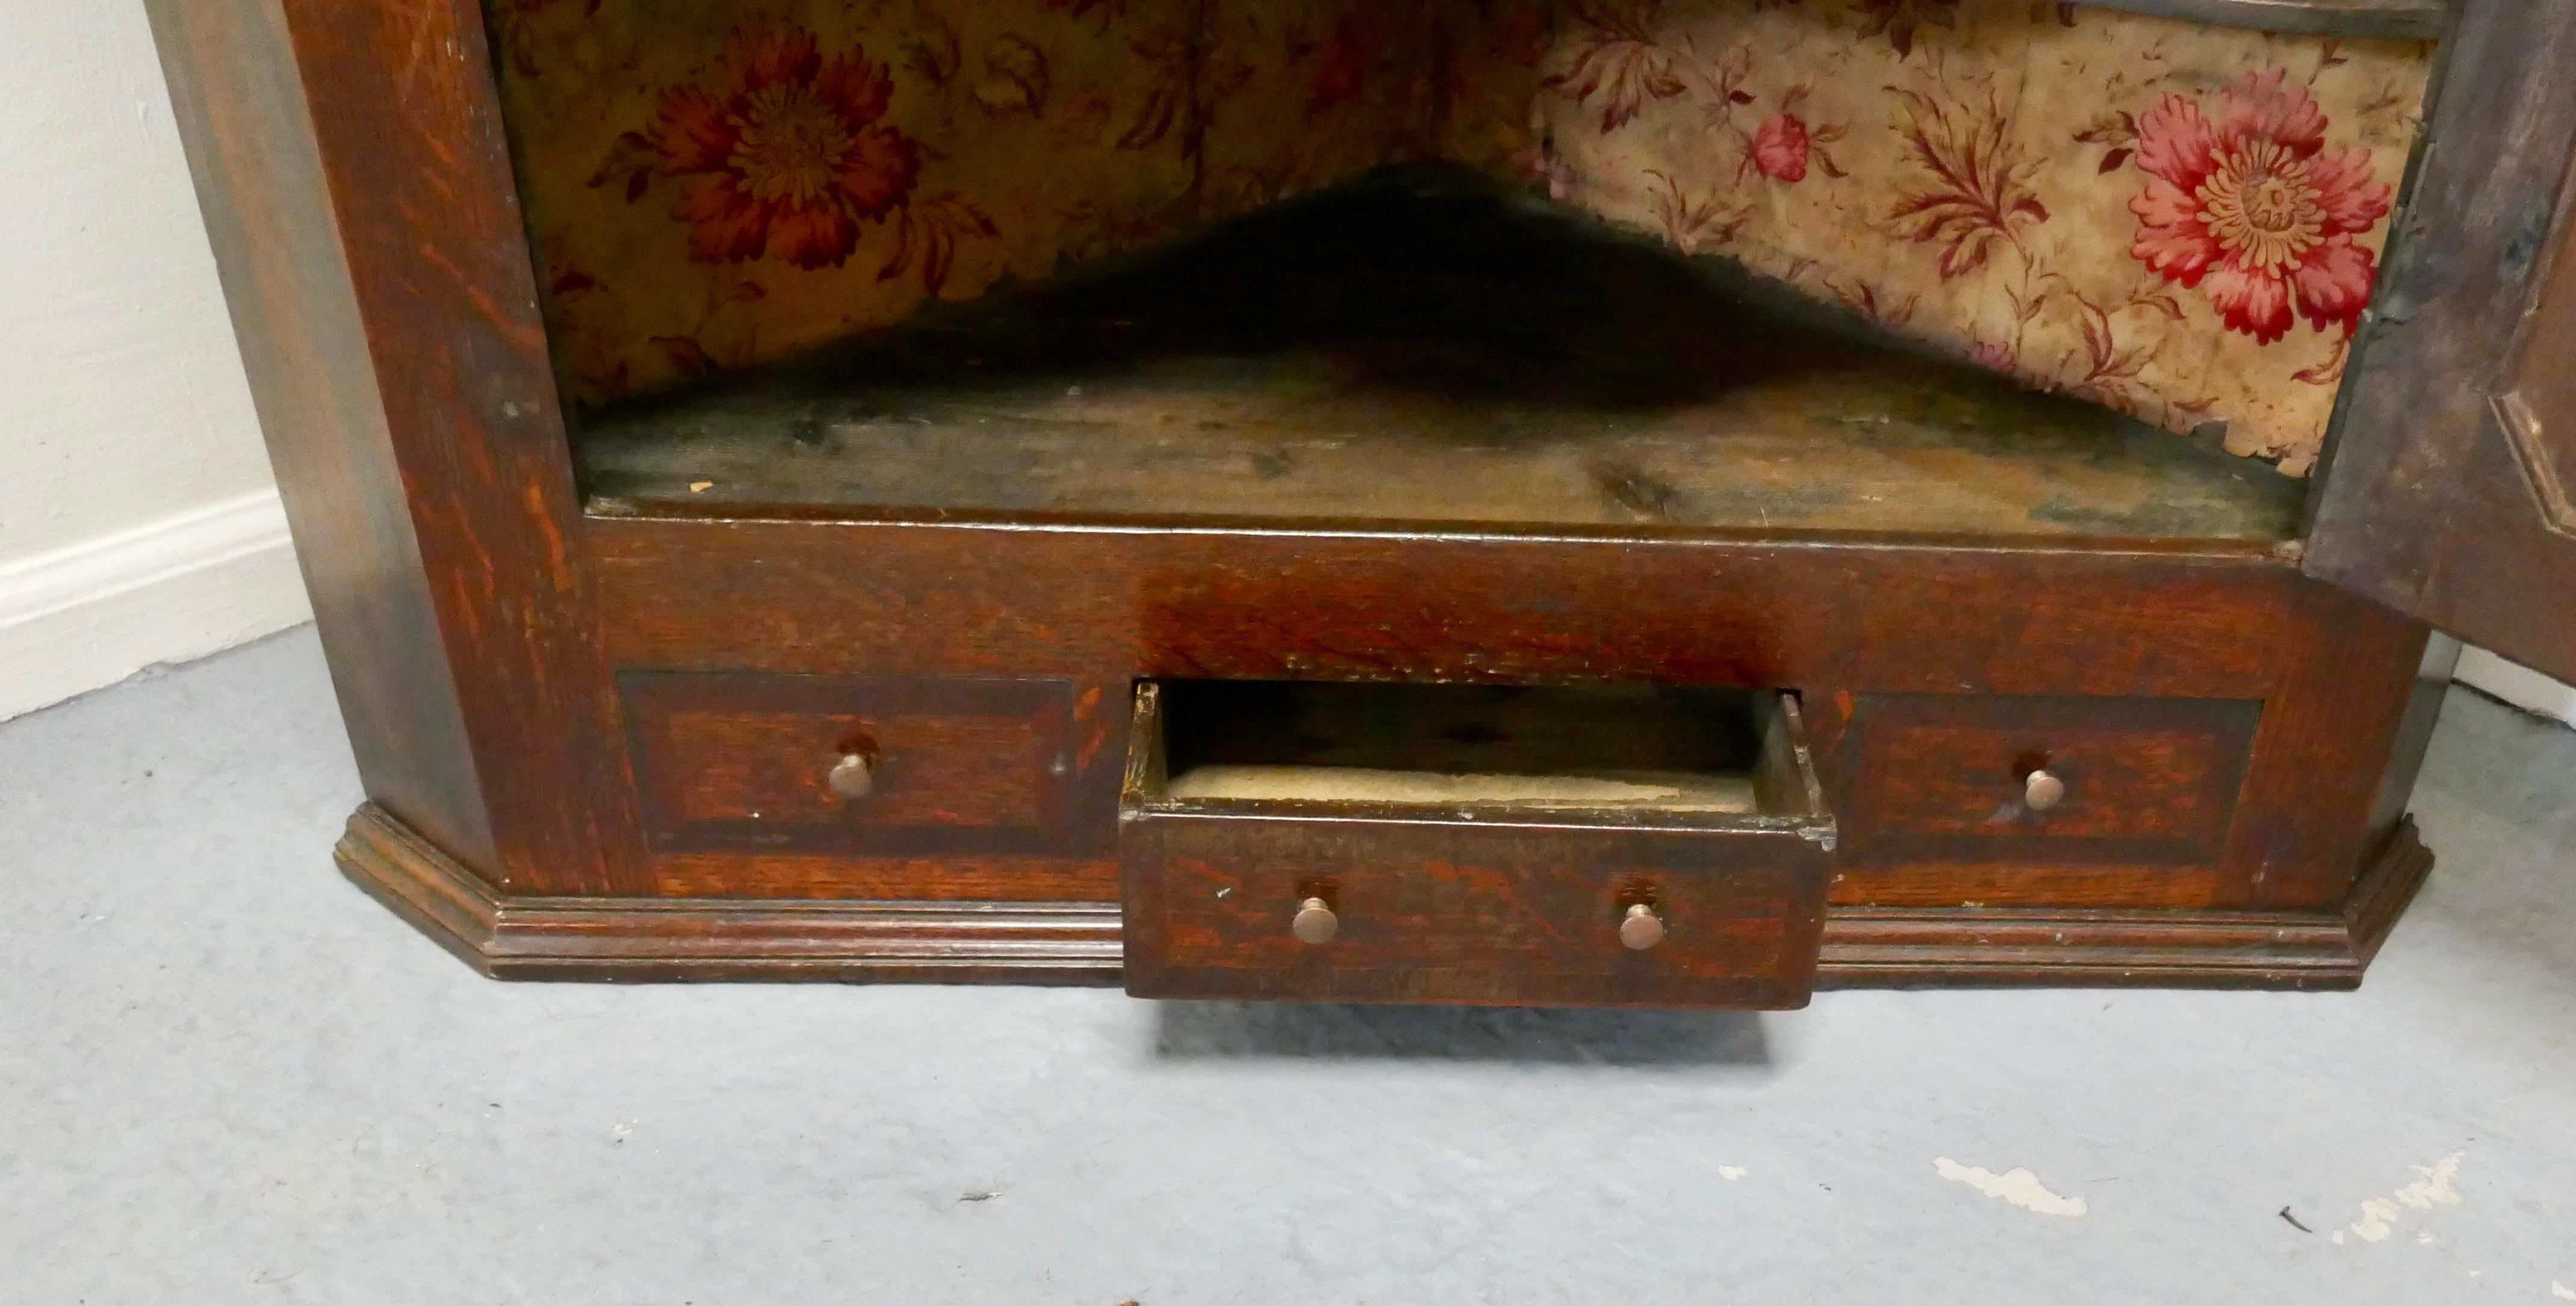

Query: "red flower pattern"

xmin=646 ymin=25 xmax=923 ymax=269
xmin=2127 ymin=68 xmax=2392 ymax=344
xmin=1752 ymin=113 xmax=1811 ymax=181
xmin=1308 ymin=17 xmax=1371 ymax=119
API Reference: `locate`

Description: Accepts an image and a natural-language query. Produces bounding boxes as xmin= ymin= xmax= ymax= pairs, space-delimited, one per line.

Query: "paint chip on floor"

xmin=2550 ymin=1282 xmax=2573 ymax=1301
xmin=1718 ymin=1166 xmax=1746 ymax=1181
xmin=2347 ymin=1152 xmax=2465 ymax=1243
xmin=1932 ymin=1158 xmax=2087 ymax=1218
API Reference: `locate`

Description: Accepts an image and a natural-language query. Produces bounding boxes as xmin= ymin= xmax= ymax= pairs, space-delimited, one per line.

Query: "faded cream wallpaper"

xmin=491 ymin=0 xmax=2433 ymax=474
xmin=1535 ymin=0 xmax=2432 ymax=472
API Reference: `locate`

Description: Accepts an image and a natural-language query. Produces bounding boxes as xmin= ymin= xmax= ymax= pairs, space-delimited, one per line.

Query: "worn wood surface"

xmin=2078 ymin=0 xmax=2450 ymax=38
xmin=2305 ymin=0 xmax=2576 ymax=682
xmin=143 ymin=0 xmax=497 ymax=877
xmin=1156 ymin=679 xmax=1771 ymax=813
xmin=583 ymin=178 xmax=2301 ymax=542
xmin=2490 ymin=160 xmax=2576 ymax=534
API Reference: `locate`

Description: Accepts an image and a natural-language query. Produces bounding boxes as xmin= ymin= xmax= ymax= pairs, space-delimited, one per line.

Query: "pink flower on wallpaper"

xmin=644 ymin=25 xmax=922 ymax=269
xmin=1752 ymin=114 xmax=1811 ymax=181
xmin=2127 ymin=68 xmax=2392 ymax=344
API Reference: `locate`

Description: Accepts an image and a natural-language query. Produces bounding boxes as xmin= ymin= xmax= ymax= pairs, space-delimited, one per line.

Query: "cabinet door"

xmin=2304 ymin=0 xmax=2576 ymax=683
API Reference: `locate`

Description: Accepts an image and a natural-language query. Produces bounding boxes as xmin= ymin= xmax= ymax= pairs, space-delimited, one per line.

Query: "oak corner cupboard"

xmin=149 ymin=0 xmax=2574 ymax=1006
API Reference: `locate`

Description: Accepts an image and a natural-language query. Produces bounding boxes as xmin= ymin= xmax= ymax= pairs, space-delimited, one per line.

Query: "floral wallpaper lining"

xmin=1533 ymin=0 xmax=2432 ymax=472
xmin=493 ymin=0 xmax=2433 ymax=475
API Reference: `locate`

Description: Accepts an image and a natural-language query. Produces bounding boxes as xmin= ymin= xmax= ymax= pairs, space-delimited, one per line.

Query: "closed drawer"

xmin=1119 ymin=680 xmax=1837 ymax=1009
xmin=1837 ymin=693 xmax=2261 ymax=867
xmin=620 ymin=671 xmax=1079 ymax=855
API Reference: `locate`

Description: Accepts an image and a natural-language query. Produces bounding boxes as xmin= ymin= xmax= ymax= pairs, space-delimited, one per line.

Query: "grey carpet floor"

xmin=2 ymin=627 xmax=2570 ymax=1305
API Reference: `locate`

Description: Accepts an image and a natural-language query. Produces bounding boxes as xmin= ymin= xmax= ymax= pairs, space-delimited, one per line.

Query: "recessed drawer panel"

xmin=620 ymin=672 xmax=1078 ymax=856
xmin=1839 ymin=693 xmax=2261 ymax=867
xmin=1120 ymin=680 xmax=1837 ymax=1009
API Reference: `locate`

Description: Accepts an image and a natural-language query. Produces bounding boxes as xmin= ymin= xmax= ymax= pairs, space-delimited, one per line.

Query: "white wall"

xmin=0 ymin=0 xmax=306 ymax=722
xmin=2459 ymin=649 xmax=2576 ymax=723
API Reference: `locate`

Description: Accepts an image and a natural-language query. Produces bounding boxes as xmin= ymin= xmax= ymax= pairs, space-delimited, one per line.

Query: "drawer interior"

xmin=1138 ymin=680 xmax=1818 ymax=825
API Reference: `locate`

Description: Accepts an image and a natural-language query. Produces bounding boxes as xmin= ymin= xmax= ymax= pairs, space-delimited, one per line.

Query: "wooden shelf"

xmin=577 ymin=173 xmax=2301 ymax=543
xmin=2078 ymin=0 xmax=2449 ymax=40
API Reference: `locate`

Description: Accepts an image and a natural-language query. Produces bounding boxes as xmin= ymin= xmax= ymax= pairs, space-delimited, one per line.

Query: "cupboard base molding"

xmin=1818 ymin=819 xmax=2433 ymax=989
xmin=335 ymin=803 xmax=1124 ymax=983
xmin=337 ymin=803 xmax=2430 ymax=992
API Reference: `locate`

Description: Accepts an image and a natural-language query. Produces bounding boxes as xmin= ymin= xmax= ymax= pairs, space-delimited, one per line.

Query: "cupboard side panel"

xmin=267 ymin=0 xmax=644 ymax=894
xmin=144 ymin=0 xmax=498 ymax=876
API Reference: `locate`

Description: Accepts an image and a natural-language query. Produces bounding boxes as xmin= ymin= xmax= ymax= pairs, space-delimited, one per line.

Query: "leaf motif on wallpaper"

xmin=2292 ymin=336 xmax=2351 ymax=386
xmin=2073 ymin=109 xmax=2139 ymax=174
xmin=490 ymin=0 xmax=602 ymax=78
xmin=1822 ymin=277 xmax=1920 ymax=328
xmin=650 ymin=335 xmax=716 ymax=379
xmin=903 ymin=10 xmax=963 ymax=88
xmin=587 ymin=131 xmax=662 ymax=203
xmin=2032 ymin=278 xmax=2191 ymax=412
xmin=1116 ymin=29 xmax=1197 ymax=150
xmin=1645 ymin=169 xmax=1752 ymax=254
xmin=1884 ymin=83 xmax=2049 ymax=279
xmin=880 ymin=193 xmax=1001 ymax=296
xmin=1854 ymin=0 xmax=1960 ymax=57
xmin=546 ymin=255 xmax=599 ymax=299
xmin=975 ymin=36 xmax=1051 ymax=115
xmin=1544 ymin=2 xmax=1690 ymax=133
xmin=2073 ymin=110 xmax=2138 ymax=146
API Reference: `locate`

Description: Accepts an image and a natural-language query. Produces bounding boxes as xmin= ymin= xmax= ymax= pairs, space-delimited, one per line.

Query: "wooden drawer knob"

xmin=1291 ymin=897 xmax=1338 ymax=944
xmin=2023 ymin=768 xmax=2065 ymax=812
xmin=827 ymin=752 xmax=875 ymax=800
xmin=1619 ymin=902 xmax=1666 ymax=950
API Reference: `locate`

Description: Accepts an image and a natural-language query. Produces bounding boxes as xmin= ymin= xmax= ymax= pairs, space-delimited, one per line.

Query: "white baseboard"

xmin=0 ymin=488 xmax=311 ymax=722
xmin=2456 ymin=646 xmax=2576 ymax=726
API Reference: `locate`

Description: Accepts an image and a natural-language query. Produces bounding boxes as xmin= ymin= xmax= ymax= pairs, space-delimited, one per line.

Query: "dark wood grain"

xmin=338 ymin=803 xmax=1123 ymax=982
xmin=619 ymin=671 xmax=1089 ymax=856
xmin=143 ymin=0 xmax=497 ymax=877
xmin=259 ymin=0 xmax=643 ymax=894
xmin=595 ymin=515 xmax=2424 ymax=914
xmin=338 ymin=802 xmax=2430 ymax=989
xmin=2305 ymin=0 xmax=2576 ymax=683
xmin=1838 ymin=695 xmax=2261 ymax=867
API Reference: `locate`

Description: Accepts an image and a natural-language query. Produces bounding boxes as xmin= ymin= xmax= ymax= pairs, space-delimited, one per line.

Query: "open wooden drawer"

xmin=1119 ymin=680 xmax=1838 ymax=1008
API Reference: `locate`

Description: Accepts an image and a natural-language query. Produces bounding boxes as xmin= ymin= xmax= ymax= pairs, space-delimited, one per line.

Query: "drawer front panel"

xmin=621 ymin=672 xmax=1079 ymax=856
xmin=1839 ymin=693 xmax=2260 ymax=867
xmin=1126 ymin=815 xmax=1828 ymax=1007
xmin=1119 ymin=681 xmax=1836 ymax=1008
